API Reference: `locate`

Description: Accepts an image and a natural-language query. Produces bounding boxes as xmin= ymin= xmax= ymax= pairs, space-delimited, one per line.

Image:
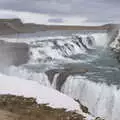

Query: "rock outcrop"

xmin=46 ymin=67 xmax=88 ymax=91
xmin=0 ymin=94 xmax=85 ymax=120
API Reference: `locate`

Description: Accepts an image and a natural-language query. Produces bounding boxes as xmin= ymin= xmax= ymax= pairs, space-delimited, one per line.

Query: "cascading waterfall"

xmin=28 ymin=34 xmax=98 ymax=63
xmin=1 ymin=30 xmax=120 ymax=120
xmin=61 ymin=75 xmax=120 ymax=120
xmin=51 ymin=73 xmax=60 ymax=89
xmin=3 ymin=66 xmax=51 ymax=87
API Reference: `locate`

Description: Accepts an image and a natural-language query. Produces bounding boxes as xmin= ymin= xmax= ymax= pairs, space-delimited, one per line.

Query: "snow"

xmin=0 ymin=73 xmax=95 ymax=120
xmin=0 ymin=73 xmax=80 ymax=111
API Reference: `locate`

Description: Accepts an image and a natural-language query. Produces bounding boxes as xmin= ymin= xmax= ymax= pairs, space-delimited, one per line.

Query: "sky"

xmin=0 ymin=0 xmax=119 ymax=25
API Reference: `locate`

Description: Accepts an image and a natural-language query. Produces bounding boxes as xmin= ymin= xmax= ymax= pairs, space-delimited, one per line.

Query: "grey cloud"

xmin=0 ymin=0 xmax=120 ymax=23
xmin=0 ymin=0 xmax=70 ymax=14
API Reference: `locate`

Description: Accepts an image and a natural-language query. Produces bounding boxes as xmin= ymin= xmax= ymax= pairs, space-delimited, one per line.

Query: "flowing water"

xmin=0 ymin=30 xmax=120 ymax=120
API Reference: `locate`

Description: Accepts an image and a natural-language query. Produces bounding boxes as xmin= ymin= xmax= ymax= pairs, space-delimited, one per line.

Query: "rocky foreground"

xmin=0 ymin=95 xmax=104 ymax=120
xmin=0 ymin=94 xmax=84 ymax=120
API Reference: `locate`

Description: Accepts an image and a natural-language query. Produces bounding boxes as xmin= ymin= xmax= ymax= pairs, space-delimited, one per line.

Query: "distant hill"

xmin=0 ymin=18 xmax=23 ymax=26
xmin=0 ymin=18 xmax=118 ymax=35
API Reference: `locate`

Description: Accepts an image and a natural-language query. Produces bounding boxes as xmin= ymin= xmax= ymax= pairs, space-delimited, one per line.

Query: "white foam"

xmin=0 ymin=32 xmax=108 ymax=65
xmin=0 ymin=36 xmax=68 ymax=43
xmin=91 ymin=33 xmax=108 ymax=47
xmin=61 ymin=75 xmax=120 ymax=120
xmin=29 ymin=37 xmax=86 ymax=64
xmin=4 ymin=66 xmax=51 ymax=87
xmin=73 ymin=33 xmax=107 ymax=47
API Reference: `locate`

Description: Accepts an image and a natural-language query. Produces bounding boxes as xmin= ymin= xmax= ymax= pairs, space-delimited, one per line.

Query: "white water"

xmin=92 ymin=33 xmax=108 ymax=47
xmin=0 ymin=31 xmax=119 ymax=120
xmin=73 ymin=33 xmax=108 ymax=47
xmin=61 ymin=75 xmax=120 ymax=120
xmin=0 ymin=33 xmax=108 ymax=63
xmin=28 ymin=33 xmax=107 ymax=64
xmin=3 ymin=66 xmax=51 ymax=87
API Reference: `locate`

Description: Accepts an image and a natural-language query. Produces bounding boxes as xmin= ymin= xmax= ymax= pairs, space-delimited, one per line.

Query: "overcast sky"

xmin=0 ymin=0 xmax=119 ymax=25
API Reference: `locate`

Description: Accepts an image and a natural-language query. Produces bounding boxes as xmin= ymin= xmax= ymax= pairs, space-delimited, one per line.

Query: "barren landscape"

xmin=0 ymin=18 xmax=117 ymax=35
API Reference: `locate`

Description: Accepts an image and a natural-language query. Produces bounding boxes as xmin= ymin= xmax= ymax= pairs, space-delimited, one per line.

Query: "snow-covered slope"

xmin=0 ymin=73 xmax=95 ymax=120
xmin=0 ymin=73 xmax=79 ymax=111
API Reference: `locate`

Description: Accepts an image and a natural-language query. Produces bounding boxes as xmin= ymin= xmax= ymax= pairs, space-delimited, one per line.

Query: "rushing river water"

xmin=1 ymin=30 xmax=120 ymax=120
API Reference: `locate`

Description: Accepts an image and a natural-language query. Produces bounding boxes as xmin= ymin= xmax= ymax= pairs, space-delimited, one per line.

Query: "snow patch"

xmin=0 ymin=73 xmax=80 ymax=111
xmin=0 ymin=73 xmax=95 ymax=119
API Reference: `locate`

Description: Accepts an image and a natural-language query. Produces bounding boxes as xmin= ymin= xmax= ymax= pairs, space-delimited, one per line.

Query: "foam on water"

xmin=0 ymin=36 xmax=68 ymax=43
xmin=61 ymin=75 xmax=120 ymax=120
xmin=3 ymin=66 xmax=51 ymax=87
xmin=0 ymin=32 xmax=108 ymax=65
xmin=92 ymin=33 xmax=108 ymax=47
xmin=73 ymin=33 xmax=107 ymax=46
xmin=28 ymin=34 xmax=102 ymax=64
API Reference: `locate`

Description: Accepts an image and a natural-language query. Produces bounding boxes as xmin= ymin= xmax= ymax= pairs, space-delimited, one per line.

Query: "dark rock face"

xmin=0 ymin=19 xmax=23 ymax=26
xmin=74 ymin=99 xmax=89 ymax=114
xmin=75 ymin=36 xmax=89 ymax=50
xmin=0 ymin=40 xmax=29 ymax=66
xmin=46 ymin=68 xmax=88 ymax=91
xmin=45 ymin=69 xmax=59 ymax=84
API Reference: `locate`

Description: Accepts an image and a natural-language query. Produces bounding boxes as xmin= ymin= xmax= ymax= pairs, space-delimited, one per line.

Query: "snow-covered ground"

xmin=0 ymin=73 xmax=94 ymax=120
